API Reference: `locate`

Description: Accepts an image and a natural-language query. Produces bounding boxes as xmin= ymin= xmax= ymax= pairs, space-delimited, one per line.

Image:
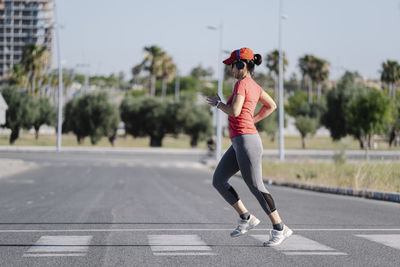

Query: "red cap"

xmin=223 ymin=47 xmax=255 ymax=65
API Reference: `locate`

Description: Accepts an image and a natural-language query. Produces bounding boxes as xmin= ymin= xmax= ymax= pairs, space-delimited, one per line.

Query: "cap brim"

xmin=223 ymin=56 xmax=235 ymax=65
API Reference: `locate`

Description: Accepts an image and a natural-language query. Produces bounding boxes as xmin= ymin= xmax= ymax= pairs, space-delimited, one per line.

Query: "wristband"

xmin=215 ymin=100 xmax=221 ymax=107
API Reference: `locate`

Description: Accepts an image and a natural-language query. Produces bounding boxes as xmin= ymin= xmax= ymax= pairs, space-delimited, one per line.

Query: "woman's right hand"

xmin=205 ymin=93 xmax=221 ymax=106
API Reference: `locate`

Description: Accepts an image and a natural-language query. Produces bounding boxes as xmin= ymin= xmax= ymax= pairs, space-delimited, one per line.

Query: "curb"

xmin=263 ymin=179 xmax=400 ymax=204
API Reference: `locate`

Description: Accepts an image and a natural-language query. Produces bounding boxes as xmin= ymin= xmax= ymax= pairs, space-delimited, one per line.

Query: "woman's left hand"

xmin=205 ymin=93 xmax=221 ymax=106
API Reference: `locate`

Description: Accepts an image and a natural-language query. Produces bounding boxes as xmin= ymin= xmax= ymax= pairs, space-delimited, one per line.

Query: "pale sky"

xmin=55 ymin=0 xmax=400 ymax=81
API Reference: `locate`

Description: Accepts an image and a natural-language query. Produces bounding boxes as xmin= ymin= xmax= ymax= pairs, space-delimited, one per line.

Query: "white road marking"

xmin=1 ymin=228 xmax=400 ymax=233
xmin=23 ymin=235 xmax=92 ymax=257
xmin=153 ymin=252 xmax=216 ymax=256
xmin=160 ymin=162 xmax=169 ymax=168
xmin=251 ymin=234 xmax=347 ymax=256
xmin=175 ymin=163 xmax=185 ymax=168
xmin=284 ymin=252 xmax=347 ymax=256
xmin=23 ymin=253 xmax=86 ymax=257
xmin=356 ymin=234 xmax=400 ymax=250
xmin=148 ymin=234 xmax=213 ymax=256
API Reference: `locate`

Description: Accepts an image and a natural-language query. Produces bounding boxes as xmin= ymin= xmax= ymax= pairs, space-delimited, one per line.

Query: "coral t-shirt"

xmin=226 ymin=77 xmax=262 ymax=139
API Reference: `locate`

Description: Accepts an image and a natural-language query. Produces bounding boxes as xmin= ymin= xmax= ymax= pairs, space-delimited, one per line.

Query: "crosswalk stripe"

xmin=356 ymin=234 xmax=400 ymax=250
xmin=23 ymin=236 xmax=92 ymax=257
xmin=148 ymin=234 xmax=214 ymax=256
xmin=251 ymin=234 xmax=346 ymax=256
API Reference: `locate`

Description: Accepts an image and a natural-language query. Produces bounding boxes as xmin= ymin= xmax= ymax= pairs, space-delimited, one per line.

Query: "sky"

xmin=55 ymin=0 xmax=400 ymax=81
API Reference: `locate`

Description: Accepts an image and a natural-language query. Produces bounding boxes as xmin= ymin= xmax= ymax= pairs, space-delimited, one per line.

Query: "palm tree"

xmin=266 ymin=49 xmax=288 ymax=100
xmin=132 ymin=45 xmax=165 ymax=96
xmin=298 ymin=54 xmax=314 ymax=103
xmin=19 ymin=44 xmax=49 ymax=95
xmin=381 ymin=60 xmax=400 ymax=100
xmin=158 ymin=54 xmax=176 ymax=98
xmin=311 ymin=57 xmax=329 ymax=101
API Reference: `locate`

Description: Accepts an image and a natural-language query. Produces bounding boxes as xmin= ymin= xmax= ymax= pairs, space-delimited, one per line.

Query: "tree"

xmin=266 ymin=49 xmax=288 ymax=101
xmin=380 ymin=60 xmax=400 ymax=100
xmin=295 ymin=115 xmax=319 ymax=149
xmin=1 ymin=86 xmax=38 ymax=144
xmin=298 ymin=54 xmax=314 ymax=103
xmin=322 ymin=71 xmax=364 ymax=142
xmin=388 ymin=98 xmax=400 ymax=147
xmin=190 ymin=65 xmax=213 ymax=80
xmin=120 ymin=97 xmax=181 ymax=147
xmin=32 ymin=97 xmax=57 ymax=140
xmin=287 ymin=89 xmax=325 ymax=148
xmin=18 ymin=44 xmax=49 ymax=95
xmin=158 ymin=54 xmax=176 ymax=98
xmin=132 ymin=45 xmax=165 ymax=96
xmin=253 ymin=72 xmax=274 ymax=93
xmin=63 ymin=92 xmax=120 ymax=145
xmin=285 ymin=72 xmax=299 ymax=93
xmin=256 ymin=110 xmax=279 ymax=141
xmin=286 ymin=90 xmax=308 ymax=117
xmin=310 ymin=57 xmax=329 ymax=101
xmin=346 ymin=87 xmax=394 ymax=158
xmin=178 ymin=102 xmax=213 ymax=147
xmin=387 ymin=98 xmax=400 ymax=147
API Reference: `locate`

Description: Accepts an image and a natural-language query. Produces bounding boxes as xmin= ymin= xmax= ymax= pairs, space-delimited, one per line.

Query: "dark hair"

xmin=244 ymin=53 xmax=262 ymax=76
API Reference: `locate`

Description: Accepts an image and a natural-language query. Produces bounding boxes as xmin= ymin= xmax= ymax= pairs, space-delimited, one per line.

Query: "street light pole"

xmin=216 ymin=22 xmax=223 ymax=161
xmin=54 ymin=0 xmax=63 ymax=152
xmin=207 ymin=24 xmax=224 ymax=161
xmin=278 ymin=0 xmax=285 ymax=161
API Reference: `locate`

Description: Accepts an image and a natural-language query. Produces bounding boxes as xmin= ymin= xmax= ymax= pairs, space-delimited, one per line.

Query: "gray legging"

xmin=212 ymin=134 xmax=276 ymax=215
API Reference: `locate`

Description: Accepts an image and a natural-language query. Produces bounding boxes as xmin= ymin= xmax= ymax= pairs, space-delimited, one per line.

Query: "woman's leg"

xmin=212 ymin=146 xmax=242 ymax=211
xmin=233 ymin=134 xmax=292 ymax=245
xmin=213 ymin=144 xmax=261 ymax=237
xmin=232 ymin=135 xmax=281 ymax=223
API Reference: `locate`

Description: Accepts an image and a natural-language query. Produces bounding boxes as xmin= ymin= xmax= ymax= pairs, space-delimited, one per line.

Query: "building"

xmin=0 ymin=0 xmax=53 ymax=84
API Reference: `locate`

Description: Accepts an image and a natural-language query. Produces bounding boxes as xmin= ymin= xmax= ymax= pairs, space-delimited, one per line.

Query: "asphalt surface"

xmin=0 ymin=151 xmax=399 ymax=267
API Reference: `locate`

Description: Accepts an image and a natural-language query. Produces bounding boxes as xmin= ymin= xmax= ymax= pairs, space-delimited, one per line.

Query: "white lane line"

xmin=153 ymin=252 xmax=216 ymax=256
xmin=356 ymin=234 xmax=400 ymax=250
xmin=148 ymin=235 xmax=213 ymax=256
xmin=251 ymin=235 xmax=346 ymax=256
xmin=23 ymin=253 xmax=86 ymax=257
xmin=284 ymin=252 xmax=347 ymax=256
xmin=23 ymin=235 xmax=92 ymax=257
xmin=1 ymin=228 xmax=400 ymax=233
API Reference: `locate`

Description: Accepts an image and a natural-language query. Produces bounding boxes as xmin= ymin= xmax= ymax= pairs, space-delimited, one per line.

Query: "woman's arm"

xmin=217 ymin=94 xmax=244 ymax=117
xmin=205 ymin=94 xmax=245 ymax=117
xmin=253 ymin=90 xmax=277 ymax=124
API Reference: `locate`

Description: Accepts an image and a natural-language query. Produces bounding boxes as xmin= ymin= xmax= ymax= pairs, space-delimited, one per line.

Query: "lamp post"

xmin=54 ymin=0 xmax=63 ymax=152
xmin=207 ymin=23 xmax=223 ymax=161
xmin=278 ymin=0 xmax=286 ymax=161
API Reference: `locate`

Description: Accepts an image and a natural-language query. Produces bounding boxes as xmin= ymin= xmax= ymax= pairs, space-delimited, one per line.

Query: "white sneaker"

xmin=230 ymin=214 xmax=260 ymax=237
xmin=263 ymin=225 xmax=293 ymax=247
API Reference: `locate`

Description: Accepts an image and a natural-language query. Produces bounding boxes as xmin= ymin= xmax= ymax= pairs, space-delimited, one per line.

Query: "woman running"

xmin=206 ymin=47 xmax=292 ymax=247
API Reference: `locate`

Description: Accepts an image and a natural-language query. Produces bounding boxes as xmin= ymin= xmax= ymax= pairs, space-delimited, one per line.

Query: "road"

xmin=0 ymin=151 xmax=399 ymax=266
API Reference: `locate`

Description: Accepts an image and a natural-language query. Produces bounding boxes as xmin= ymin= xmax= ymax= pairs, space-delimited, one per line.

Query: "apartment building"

xmin=0 ymin=0 xmax=53 ymax=83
